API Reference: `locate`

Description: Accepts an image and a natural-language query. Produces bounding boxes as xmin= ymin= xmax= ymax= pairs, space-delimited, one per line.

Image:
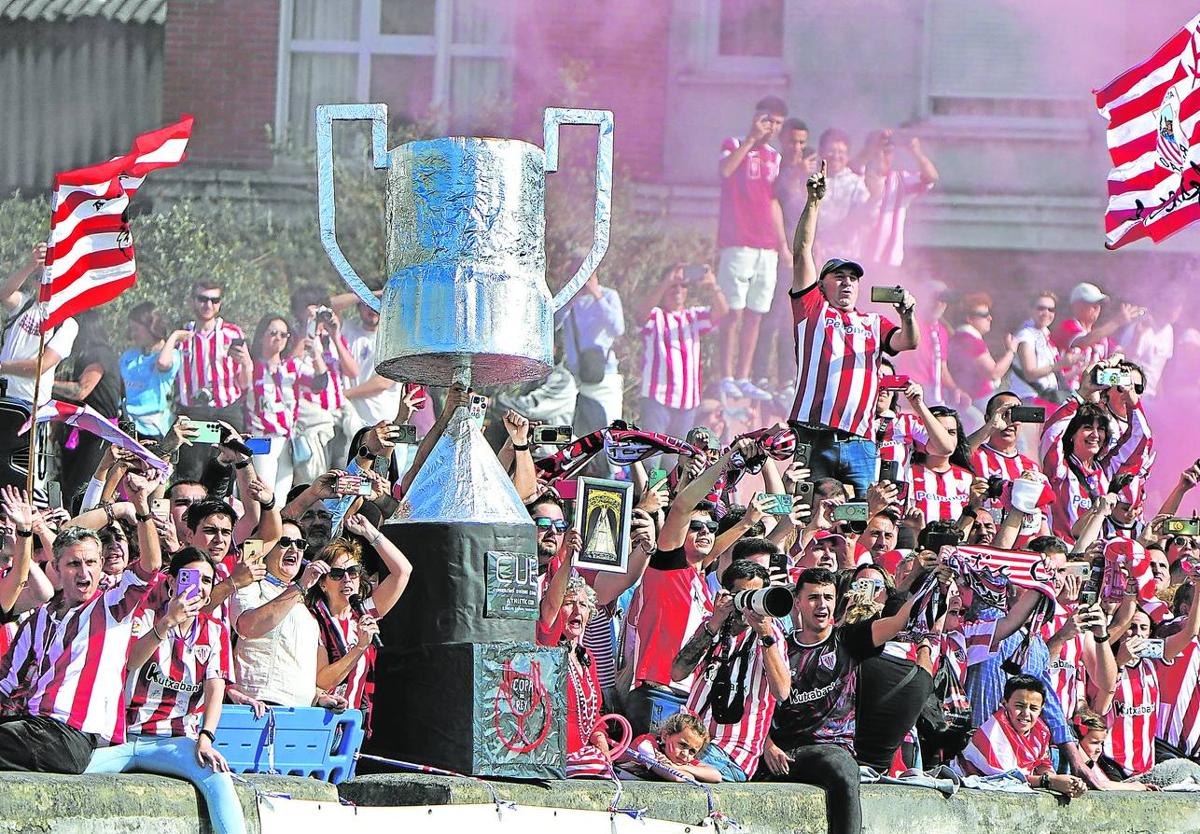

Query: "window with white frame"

xmin=692 ymin=0 xmax=784 ymax=73
xmin=277 ymin=0 xmax=514 ymax=146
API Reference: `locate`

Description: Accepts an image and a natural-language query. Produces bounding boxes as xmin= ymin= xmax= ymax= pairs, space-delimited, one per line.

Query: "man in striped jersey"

xmin=788 ymin=162 xmax=919 ymax=499
xmin=0 ymin=514 xmax=161 ymax=772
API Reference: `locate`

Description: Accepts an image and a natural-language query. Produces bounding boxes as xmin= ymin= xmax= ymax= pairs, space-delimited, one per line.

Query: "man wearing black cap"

xmin=786 ymin=162 xmax=918 ymax=498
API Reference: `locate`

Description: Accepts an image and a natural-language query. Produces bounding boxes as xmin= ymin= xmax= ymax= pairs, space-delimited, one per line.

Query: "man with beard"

xmin=760 ymin=567 xmax=918 ymax=834
xmin=671 ymin=560 xmax=789 ymax=782
xmin=0 ymin=493 xmax=162 ymax=772
xmin=622 ymin=438 xmax=757 ymax=736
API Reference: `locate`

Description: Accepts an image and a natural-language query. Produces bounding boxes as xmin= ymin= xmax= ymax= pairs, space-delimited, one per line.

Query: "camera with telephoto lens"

xmin=731 ymin=586 xmax=793 ymax=619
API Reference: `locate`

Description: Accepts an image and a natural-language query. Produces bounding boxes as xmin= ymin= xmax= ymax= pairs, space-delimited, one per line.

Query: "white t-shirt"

xmin=342 ymin=319 xmax=400 ymax=425
xmin=1010 ymin=323 xmax=1059 ymax=400
xmin=0 ymin=292 xmax=78 ymax=405
xmin=231 ymin=580 xmax=319 ymax=707
xmin=1132 ymin=322 xmax=1173 ymax=397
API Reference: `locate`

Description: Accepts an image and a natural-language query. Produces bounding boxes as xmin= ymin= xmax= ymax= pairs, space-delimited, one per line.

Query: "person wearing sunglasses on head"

xmin=304 ymin=515 xmax=411 ymax=736
xmin=225 ymin=519 xmax=342 ymax=713
xmin=947 ymin=292 xmax=1017 ymax=421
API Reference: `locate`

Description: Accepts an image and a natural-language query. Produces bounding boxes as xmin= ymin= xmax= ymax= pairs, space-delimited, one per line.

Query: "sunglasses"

xmin=267 ymin=329 xmax=290 ymax=338
xmin=688 ymin=520 xmax=719 ymax=533
xmin=1035 ymin=305 xmax=1055 ymax=312
xmin=533 ymin=517 xmax=568 ymax=533
xmin=970 ymin=310 xmax=992 ymax=318
xmin=278 ymin=536 xmax=308 ymax=551
xmin=328 ymin=565 xmax=362 ymax=580
xmin=195 ymin=294 xmax=222 ymax=304
xmin=1172 ymin=536 xmax=1197 ymax=550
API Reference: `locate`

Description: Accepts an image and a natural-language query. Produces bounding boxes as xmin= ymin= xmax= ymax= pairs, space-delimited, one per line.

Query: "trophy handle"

xmin=543 ymin=108 xmax=614 ymax=313
xmin=315 ymin=103 xmax=392 ymax=313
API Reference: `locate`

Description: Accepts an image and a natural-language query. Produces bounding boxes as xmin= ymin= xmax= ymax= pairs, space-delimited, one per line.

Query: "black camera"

xmin=985 ymin=474 xmax=1007 ymax=501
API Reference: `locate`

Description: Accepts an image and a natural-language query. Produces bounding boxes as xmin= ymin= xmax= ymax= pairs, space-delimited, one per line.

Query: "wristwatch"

xmin=759 ymin=633 xmax=777 ymax=648
xmin=357 ymin=445 xmax=376 ymax=461
xmin=1038 ymin=772 xmax=1050 ymax=790
xmin=198 ymin=728 xmax=217 ymax=744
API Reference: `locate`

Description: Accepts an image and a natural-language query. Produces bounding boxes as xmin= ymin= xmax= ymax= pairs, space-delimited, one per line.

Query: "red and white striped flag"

xmin=1103 ymin=538 xmax=1157 ymax=603
xmin=19 ymin=399 xmax=169 ymax=476
xmin=958 ymin=707 xmax=1052 ymax=778
xmin=40 ymin=115 xmax=193 ymax=332
xmin=1096 ymin=14 xmax=1200 ymax=249
xmin=954 ymin=544 xmax=1057 ymax=600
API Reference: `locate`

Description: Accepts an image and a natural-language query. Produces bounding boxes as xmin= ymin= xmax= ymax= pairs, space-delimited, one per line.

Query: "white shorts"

xmin=716 ymin=246 xmax=778 ymax=314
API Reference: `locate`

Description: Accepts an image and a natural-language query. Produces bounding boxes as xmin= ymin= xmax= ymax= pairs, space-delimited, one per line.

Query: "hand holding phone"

xmin=176 ymin=568 xmax=203 ymax=602
xmin=870 ymin=286 xmax=906 ymax=305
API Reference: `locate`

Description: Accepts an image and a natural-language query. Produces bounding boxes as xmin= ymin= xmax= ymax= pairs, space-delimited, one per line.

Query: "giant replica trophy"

xmin=315 ymin=104 xmax=613 ymax=778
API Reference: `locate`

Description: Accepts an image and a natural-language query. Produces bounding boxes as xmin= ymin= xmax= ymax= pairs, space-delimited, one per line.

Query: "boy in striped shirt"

xmin=787 ymin=161 xmax=919 ymax=498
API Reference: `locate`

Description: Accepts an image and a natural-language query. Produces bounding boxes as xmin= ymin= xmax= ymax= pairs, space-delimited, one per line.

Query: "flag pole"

xmin=25 ymin=246 xmax=49 ymax=500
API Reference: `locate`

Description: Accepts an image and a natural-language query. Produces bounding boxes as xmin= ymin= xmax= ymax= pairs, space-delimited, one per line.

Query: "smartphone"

xmin=1166 ymin=517 xmax=1200 ymax=536
xmin=879 ymin=374 xmax=910 ymax=391
xmin=647 ymin=468 xmax=669 ymax=489
xmin=47 ymin=481 xmax=62 ymax=510
xmin=1079 ymin=554 xmax=1106 ymax=607
xmin=176 ymin=568 xmax=202 ymax=602
xmin=371 ymin=453 xmax=392 ymax=477
xmin=534 ymin=425 xmax=572 ymax=445
xmin=870 ymin=286 xmax=906 ymax=304
xmin=794 ymin=480 xmax=815 ymax=508
xmin=681 ymin=264 xmax=708 ymax=284
xmin=395 ymin=424 xmax=417 ymax=445
xmin=191 ymin=421 xmax=222 ymax=444
xmin=1009 ymin=405 xmax=1046 ymax=423
xmin=336 ymin=475 xmax=373 ymax=497
xmin=1137 ymin=638 xmax=1166 ymax=660
xmin=244 ymin=437 xmax=272 ymax=456
xmin=831 ymin=502 xmax=870 ymax=523
xmin=757 ymin=492 xmax=793 ymax=516
xmin=1093 ymin=367 xmax=1132 ymax=388
xmin=793 ymin=442 xmax=812 ymax=469
xmin=241 ymin=538 xmax=264 ymax=564
xmin=878 ymin=458 xmax=901 ymax=484
xmin=851 ymin=577 xmax=884 ymax=596
xmin=151 ymin=498 xmax=170 ymax=523
xmin=229 ymin=337 xmax=246 ymax=351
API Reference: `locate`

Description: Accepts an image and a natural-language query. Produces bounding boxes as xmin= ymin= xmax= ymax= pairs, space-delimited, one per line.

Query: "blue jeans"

xmin=792 ymin=423 xmax=879 ymax=499
xmin=637 ymin=398 xmax=698 ymax=471
xmin=86 ymin=734 xmax=246 ymax=834
xmin=698 ymin=741 xmax=748 ymax=782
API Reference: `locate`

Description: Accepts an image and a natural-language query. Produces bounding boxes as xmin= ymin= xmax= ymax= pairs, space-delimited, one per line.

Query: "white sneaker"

xmin=720 ymin=377 xmax=742 ymax=399
xmin=737 ymin=378 xmax=773 ymax=401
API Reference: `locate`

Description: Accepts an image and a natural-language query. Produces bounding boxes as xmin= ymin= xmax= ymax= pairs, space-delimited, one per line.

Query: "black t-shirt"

xmin=770 ymin=619 xmax=881 ymax=752
xmin=69 ymin=339 xmax=122 ymax=418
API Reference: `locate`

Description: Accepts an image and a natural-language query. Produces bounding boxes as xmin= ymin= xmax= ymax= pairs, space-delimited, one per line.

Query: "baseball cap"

xmin=1070 ymin=282 xmax=1108 ymax=304
xmin=806 ymin=530 xmax=847 ymax=549
xmin=819 ymin=258 xmax=865 ymax=279
xmin=686 ymin=426 xmax=718 ymax=451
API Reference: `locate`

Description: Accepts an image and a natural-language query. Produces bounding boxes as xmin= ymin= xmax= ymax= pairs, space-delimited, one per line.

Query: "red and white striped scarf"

xmin=959 ymin=706 xmax=1052 ymax=777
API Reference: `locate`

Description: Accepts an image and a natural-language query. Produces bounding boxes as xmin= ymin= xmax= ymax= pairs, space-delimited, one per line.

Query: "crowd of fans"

xmin=0 ymin=92 xmax=1194 ymax=834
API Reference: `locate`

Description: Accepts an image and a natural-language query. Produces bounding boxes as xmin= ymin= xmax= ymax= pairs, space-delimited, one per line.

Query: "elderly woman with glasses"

xmin=947 ymin=292 xmax=1017 ymax=419
xmin=304 ymin=515 xmax=412 ymax=734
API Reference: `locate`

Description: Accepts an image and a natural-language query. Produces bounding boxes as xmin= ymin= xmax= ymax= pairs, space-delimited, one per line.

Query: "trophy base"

xmin=375 ymin=352 xmax=551 ymax=388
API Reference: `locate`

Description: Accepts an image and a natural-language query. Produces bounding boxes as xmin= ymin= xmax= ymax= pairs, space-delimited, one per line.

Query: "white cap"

xmin=1070 ymin=282 xmax=1108 ymax=304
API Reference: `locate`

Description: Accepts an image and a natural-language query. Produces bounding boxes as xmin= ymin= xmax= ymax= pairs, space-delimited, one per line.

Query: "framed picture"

xmin=573 ymin=476 xmax=633 ymax=574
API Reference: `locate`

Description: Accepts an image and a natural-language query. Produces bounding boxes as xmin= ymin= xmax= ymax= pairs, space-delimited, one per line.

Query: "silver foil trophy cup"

xmin=315 ymin=103 xmax=614 ymax=388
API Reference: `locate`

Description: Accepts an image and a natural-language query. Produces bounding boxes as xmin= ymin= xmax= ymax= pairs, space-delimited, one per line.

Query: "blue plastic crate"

xmin=214 ymin=705 xmax=364 ymax=784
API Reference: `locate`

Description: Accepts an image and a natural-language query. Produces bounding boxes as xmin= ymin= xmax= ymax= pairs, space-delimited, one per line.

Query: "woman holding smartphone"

xmin=245 ymin=314 xmax=328 ymax=499
xmin=86 ymin=547 xmax=246 ymax=834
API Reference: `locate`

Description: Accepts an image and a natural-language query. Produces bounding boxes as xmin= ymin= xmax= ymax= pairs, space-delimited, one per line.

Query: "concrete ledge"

xmin=340 ymin=774 xmax=1200 ymax=834
xmin=0 ymin=772 xmax=338 ymax=833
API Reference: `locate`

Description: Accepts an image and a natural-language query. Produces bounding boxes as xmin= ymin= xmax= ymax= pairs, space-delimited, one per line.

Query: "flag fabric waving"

xmin=20 ymin=400 xmax=169 ymax=476
xmin=40 ymin=115 xmax=193 ymax=332
xmin=1095 ymin=14 xmax=1200 ymax=249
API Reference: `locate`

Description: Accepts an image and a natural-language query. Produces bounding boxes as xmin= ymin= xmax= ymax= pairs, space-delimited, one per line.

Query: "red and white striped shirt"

xmin=910 ymin=463 xmax=973 ymax=522
xmin=881 ymin=638 xmax=943 ymax=665
xmin=864 ymin=170 xmax=933 ymax=268
xmin=876 ymin=411 xmax=928 ymax=477
xmin=685 ymin=622 xmax=783 ymax=778
xmin=246 ymin=358 xmax=315 ymax=438
xmin=1041 ymin=400 xmax=1151 ymax=542
xmin=1105 ymin=658 xmax=1160 ymax=777
xmin=640 ymin=307 xmax=713 ymax=410
xmin=942 ymin=620 xmax=999 ymax=689
xmin=972 ymin=445 xmax=1043 ymax=537
xmin=789 ymin=284 xmax=899 ymax=439
xmin=177 ymin=319 xmax=246 ymax=409
xmin=298 ymin=335 xmax=350 ymax=411
xmin=0 ymin=571 xmax=149 ymax=743
xmin=125 ymin=610 xmax=233 ymax=739
xmin=1157 ymin=636 xmax=1200 ymax=757
xmin=1040 ymin=611 xmax=1085 ymax=719
xmin=316 ymin=597 xmax=378 ymax=709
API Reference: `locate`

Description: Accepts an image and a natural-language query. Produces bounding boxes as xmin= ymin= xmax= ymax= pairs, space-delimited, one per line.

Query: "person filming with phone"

xmin=787 ymin=159 xmax=919 ymax=499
